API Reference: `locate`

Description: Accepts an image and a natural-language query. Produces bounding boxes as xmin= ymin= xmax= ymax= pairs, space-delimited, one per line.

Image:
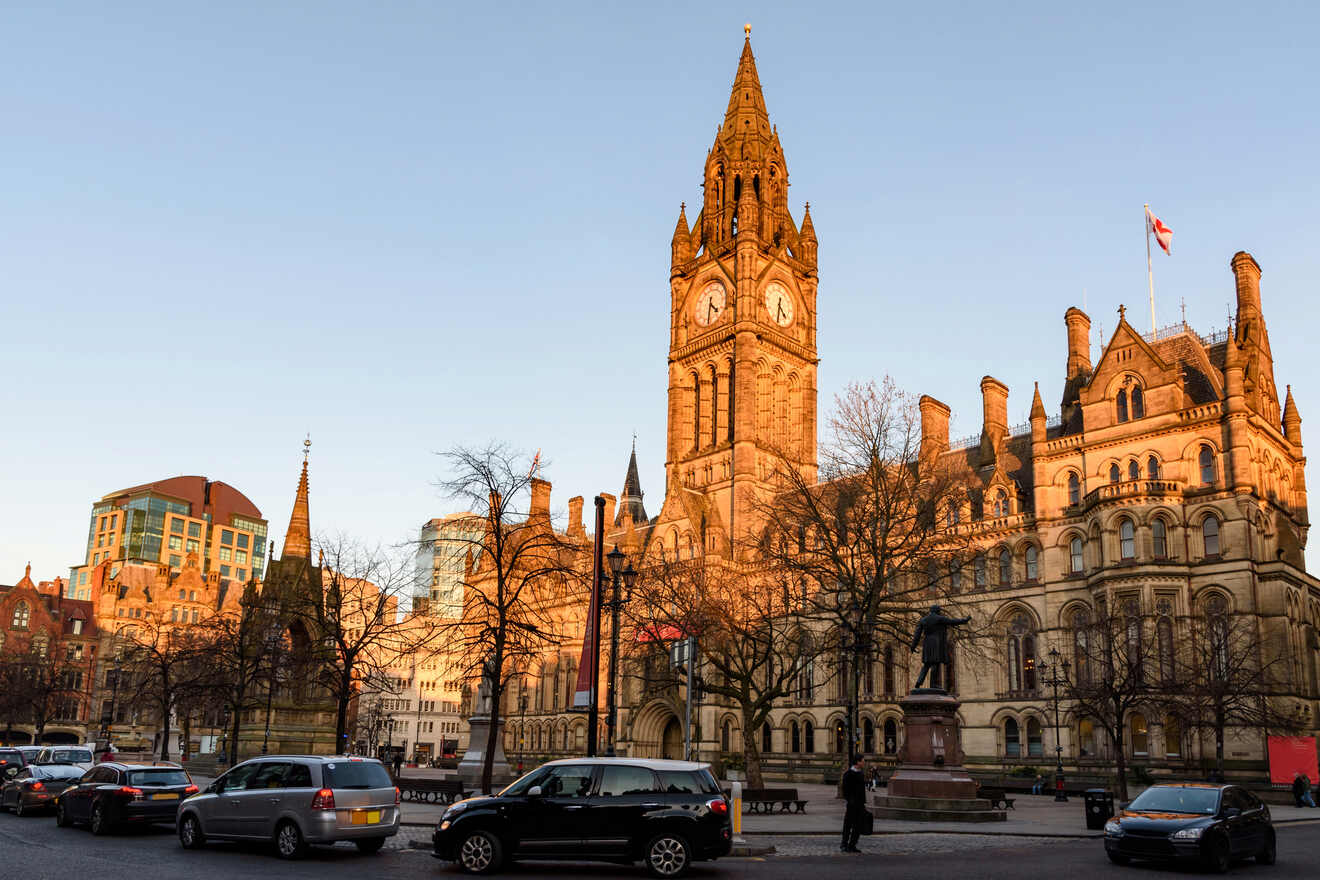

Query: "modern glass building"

xmin=69 ymin=476 xmax=267 ymax=599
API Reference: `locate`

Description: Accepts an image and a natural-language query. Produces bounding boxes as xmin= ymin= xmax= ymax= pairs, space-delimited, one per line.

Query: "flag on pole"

xmin=527 ymin=448 xmax=541 ymax=479
xmin=1146 ymin=207 xmax=1173 ymax=255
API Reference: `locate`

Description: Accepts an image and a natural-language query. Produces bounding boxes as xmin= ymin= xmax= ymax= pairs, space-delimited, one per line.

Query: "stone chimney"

xmin=530 ymin=478 xmax=551 ymax=521
xmin=979 ymin=376 xmax=1009 ymax=463
xmin=1064 ymin=307 xmax=1092 ymax=379
xmin=567 ymin=496 xmax=585 ymax=537
xmin=919 ymin=395 xmax=951 ymax=458
xmin=1231 ymin=251 xmax=1262 ymax=321
xmin=599 ymin=493 xmax=617 ymax=534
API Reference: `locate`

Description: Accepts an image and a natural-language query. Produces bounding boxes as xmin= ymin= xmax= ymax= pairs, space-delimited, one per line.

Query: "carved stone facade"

xmin=491 ymin=31 xmax=1318 ymax=783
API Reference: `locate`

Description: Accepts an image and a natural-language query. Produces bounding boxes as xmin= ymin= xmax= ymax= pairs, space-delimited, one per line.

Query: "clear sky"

xmin=3 ymin=1 xmax=1318 ymax=582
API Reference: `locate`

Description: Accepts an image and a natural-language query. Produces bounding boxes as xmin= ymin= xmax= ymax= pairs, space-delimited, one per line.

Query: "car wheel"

xmin=355 ymin=836 xmax=386 ymax=855
xmin=645 ymin=832 xmax=692 ymax=878
xmin=456 ymin=829 xmax=503 ymax=875
xmin=274 ymin=820 xmax=307 ymax=860
xmin=1106 ymin=852 xmax=1129 ymax=865
xmin=90 ymin=801 xmax=111 ymax=836
xmin=14 ymin=798 xmax=27 ymax=818
xmin=178 ymin=813 xmax=206 ymax=850
xmin=55 ymin=801 xmax=72 ymax=827
xmin=1257 ymin=830 xmax=1276 ymax=865
xmin=1204 ymin=835 xmax=1230 ymax=874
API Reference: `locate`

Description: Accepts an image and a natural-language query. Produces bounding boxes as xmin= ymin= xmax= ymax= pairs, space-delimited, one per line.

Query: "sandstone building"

xmin=488 ymin=31 xmax=1319 ymax=783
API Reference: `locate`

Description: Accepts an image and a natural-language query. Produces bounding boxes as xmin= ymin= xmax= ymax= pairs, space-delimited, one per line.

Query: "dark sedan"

xmin=1104 ymin=783 xmax=1275 ymax=872
xmin=1 ymin=764 xmax=86 ymax=816
xmin=55 ymin=763 xmax=199 ymax=835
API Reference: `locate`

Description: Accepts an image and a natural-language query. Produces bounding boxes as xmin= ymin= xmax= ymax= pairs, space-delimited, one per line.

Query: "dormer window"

xmin=1117 ymin=380 xmax=1145 ymax=423
xmin=993 ymin=490 xmax=1009 ymax=518
xmin=1131 ymin=386 xmax=1145 ymax=418
xmin=1117 ymin=389 xmax=1129 ymax=422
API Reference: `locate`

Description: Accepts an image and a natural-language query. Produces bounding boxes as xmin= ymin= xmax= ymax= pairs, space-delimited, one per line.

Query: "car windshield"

xmin=34 ymin=765 xmax=85 ymax=780
xmin=47 ymin=749 xmax=92 ymax=763
xmin=500 ymin=767 xmax=552 ymax=797
xmin=322 ymin=761 xmax=392 ymax=790
xmin=1127 ymin=787 xmax=1220 ymax=815
xmin=127 ymin=769 xmax=191 ymax=787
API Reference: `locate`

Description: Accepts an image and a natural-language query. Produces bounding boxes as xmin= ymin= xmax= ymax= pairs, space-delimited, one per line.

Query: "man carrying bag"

xmin=841 ymin=754 xmax=871 ymax=852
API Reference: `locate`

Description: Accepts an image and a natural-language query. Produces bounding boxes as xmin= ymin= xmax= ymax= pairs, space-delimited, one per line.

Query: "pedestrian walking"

xmin=869 ymin=767 xmax=881 ymax=791
xmin=1299 ymin=773 xmax=1317 ymax=808
xmin=392 ymin=752 xmax=403 ymax=779
xmin=840 ymin=754 xmax=867 ymax=853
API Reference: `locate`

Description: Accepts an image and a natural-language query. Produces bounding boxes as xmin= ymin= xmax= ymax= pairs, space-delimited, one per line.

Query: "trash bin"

xmin=1084 ymin=788 xmax=1115 ymax=830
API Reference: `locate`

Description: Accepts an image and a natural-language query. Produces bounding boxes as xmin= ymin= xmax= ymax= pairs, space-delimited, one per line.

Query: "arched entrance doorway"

xmin=662 ymin=717 xmax=682 ymax=760
xmin=40 ymin=731 xmax=80 ymax=745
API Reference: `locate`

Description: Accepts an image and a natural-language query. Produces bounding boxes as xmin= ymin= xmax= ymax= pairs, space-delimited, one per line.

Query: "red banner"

xmin=1267 ymin=735 xmax=1318 ymax=786
xmin=572 ymin=500 xmax=603 ymax=710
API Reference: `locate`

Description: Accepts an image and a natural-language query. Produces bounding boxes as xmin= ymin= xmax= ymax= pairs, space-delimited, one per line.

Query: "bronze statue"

xmin=910 ymin=605 xmax=971 ymax=690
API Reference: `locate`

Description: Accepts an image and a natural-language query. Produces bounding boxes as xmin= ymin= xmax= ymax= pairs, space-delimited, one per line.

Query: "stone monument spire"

xmin=282 ymin=436 xmax=312 ymax=560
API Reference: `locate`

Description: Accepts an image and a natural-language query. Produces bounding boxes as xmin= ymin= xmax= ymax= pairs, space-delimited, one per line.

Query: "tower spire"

xmin=615 ymin=443 xmax=648 ymax=526
xmin=282 ymin=435 xmax=312 ymax=560
xmin=722 ymin=27 xmax=771 ymax=141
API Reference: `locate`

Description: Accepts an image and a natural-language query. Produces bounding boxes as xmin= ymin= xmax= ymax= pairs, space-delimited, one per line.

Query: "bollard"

xmin=731 ymin=780 xmax=745 ymax=845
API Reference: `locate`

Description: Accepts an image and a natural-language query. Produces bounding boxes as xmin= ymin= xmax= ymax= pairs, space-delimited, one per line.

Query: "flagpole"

xmin=1144 ymin=203 xmax=1157 ymax=333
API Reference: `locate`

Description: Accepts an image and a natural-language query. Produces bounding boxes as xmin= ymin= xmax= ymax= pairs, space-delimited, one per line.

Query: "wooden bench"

xmin=977 ymin=786 xmax=1016 ymax=810
xmin=397 ymin=777 xmax=469 ymax=804
xmin=726 ymin=787 xmax=808 ymax=814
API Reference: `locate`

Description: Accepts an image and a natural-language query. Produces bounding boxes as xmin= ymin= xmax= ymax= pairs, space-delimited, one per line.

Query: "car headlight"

xmin=441 ymin=802 xmax=467 ymax=823
xmin=1170 ymin=827 xmax=1204 ymax=840
xmin=1104 ymin=819 xmax=1122 ymax=835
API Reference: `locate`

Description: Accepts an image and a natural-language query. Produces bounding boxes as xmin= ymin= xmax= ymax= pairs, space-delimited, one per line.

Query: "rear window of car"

xmin=127 ymin=769 xmax=191 ymax=787
xmin=0 ymin=750 xmax=25 ymax=765
xmin=48 ymin=749 xmax=92 ymax=763
xmin=657 ymin=769 xmax=719 ymax=795
xmin=322 ymin=761 xmax=392 ymax=790
xmin=34 ymin=765 xmax=85 ymax=780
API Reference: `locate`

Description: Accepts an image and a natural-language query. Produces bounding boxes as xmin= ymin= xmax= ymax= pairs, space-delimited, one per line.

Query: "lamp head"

xmin=607 ymin=544 xmax=626 ymax=577
xmin=622 ymin=563 xmax=638 ymax=593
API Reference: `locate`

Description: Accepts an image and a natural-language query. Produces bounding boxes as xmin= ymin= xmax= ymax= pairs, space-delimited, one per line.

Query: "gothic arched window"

xmin=721 ymin=720 xmax=731 ymax=752
xmin=1128 ymin=459 xmax=1140 ymax=481
xmin=1005 ymin=717 xmax=1021 ymax=757
xmin=1152 ymin=518 xmax=1168 ymax=559
xmin=1109 ymin=463 xmax=1121 ymax=484
xmin=1199 ymin=445 xmax=1216 ymax=484
xmin=1071 ymin=609 xmax=1091 ymax=684
xmin=863 ymin=718 xmax=875 ymax=754
xmin=1206 ymin=594 xmax=1230 ymax=680
xmin=790 ymin=721 xmax=801 ymax=753
xmin=883 ymin=719 xmax=897 ymax=755
xmin=1069 ymin=537 xmax=1085 ymax=574
xmin=1119 ymin=517 xmax=1136 ymax=561
xmin=1130 ymin=713 xmax=1149 ymax=756
xmin=1116 ymin=389 xmax=1129 ymax=423
xmin=762 ymin=722 xmax=772 ymax=754
xmin=993 ymin=490 xmax=1009 ymax=518
xmin=804 ymin=720 xmax=815 ymax=753
xmin=1025 ymin=545 xmax=1039 ymax=582
xmin=11 ymin=601 xmax=30 ymax=630
xmin=1131 ymin=386 xmax=1145 ymax=419
xmin=883 ymin=646 xmax=895 ymax=697
xmin=1202 ymin=515 xmax=1221 ymax=557
xmin=1147 ymin=455 xmax=1160 ymax=479
xmin=1157 ymin=615 xmax=1175 ymax=683
xmin=1027 ymin=717 xmax=1044 ymax=756
xmin=1007 ymin=613 xmax=1036 ymax=692
xmin=998 ymin=549 xmax=1012 ymax=587
xmin=1068 ymin=472 xmax=1081 ymax=506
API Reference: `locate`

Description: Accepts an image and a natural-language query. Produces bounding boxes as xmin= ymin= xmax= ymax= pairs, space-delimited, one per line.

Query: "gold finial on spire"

xmin=303 ymin=433 xmax=312 ymax=462
xmin=744 ymin=22 xmax=751 ymax=37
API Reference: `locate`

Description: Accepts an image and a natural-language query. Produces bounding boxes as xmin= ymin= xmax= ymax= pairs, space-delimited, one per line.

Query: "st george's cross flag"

xmin=1146 ymin=207 xmax=1173 ymax=255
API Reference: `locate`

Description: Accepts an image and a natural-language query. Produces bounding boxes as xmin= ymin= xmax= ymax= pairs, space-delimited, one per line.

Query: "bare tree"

xmin=752 ymin=379 xmax=981 ymax=754
xmin=194 ymin=598 xmax=279 ymax=765
xmin=1060 ymin=606 xmax=1170 ymax=800
xmin=282 ymin=537 xmax=436 ymax=752
xmin=629 ymin=554 xmax=809 ymax=786
xmin=1169 ymin=603 xmax=1302 ymax=780
xmin=117 ymin=614 xmax=212 ymax=761
xmin=435 ymin=443 xmax=581 ymax=793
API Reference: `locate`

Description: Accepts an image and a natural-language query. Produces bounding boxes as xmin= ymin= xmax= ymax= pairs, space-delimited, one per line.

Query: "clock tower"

xmin=664 ymin=28 xmax=819 ymax=551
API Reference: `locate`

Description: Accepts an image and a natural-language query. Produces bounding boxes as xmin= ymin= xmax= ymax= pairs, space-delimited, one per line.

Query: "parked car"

xmin=432 ymin=757 xmax=732 ymax=878
xmin=36 ymin=747 xmax=95 ymax=771
xmin=55 ymin=762 xmax=198 ymax=834
xmin=1103 ymin=783 xmax=1275 ymax=872
xmin=176 ymin=755 xmax=400 ymax=859
xmin=17 ymin=746 xmax=44 ymax=764
xmin=0 ymin=749 xmax=27 ymax=776
xmin=0 ymin=764 xmax=86 ymax=816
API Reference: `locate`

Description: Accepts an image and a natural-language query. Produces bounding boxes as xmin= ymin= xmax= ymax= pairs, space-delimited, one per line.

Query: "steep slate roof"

xmin=615 ymin=445 xmax=649 ymax=526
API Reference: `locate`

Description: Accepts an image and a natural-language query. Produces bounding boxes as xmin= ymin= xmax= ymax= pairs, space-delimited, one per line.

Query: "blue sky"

xmin=3 ymin=1 xmax=1318 ymax=581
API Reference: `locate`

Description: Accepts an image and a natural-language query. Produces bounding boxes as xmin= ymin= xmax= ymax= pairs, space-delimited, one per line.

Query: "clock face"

xmin=694 ymin=281 xmax=726 ymax=327
xmin=764 ymin=282 xmax=794 ymax=327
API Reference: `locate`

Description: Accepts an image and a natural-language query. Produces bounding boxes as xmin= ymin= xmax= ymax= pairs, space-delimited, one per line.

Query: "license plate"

xmin=151 ymin=793 xmax=178 ymax=800
xmin=350 ymin=810 xmax=381 ymax=825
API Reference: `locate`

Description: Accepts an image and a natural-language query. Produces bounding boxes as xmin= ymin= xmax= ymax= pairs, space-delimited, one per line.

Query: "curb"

xmin=741 ymin=830 xmax=1102 ymax=839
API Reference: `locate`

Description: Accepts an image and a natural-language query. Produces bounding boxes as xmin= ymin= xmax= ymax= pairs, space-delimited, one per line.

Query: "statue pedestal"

xmin=875 ymin=689 xmax=1004 ymax=822
xmin=456 ymin=715 xmax=513 ymax=793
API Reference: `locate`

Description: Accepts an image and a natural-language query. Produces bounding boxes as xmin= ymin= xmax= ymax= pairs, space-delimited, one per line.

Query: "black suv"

xmin=433 ymin=758 xmax=731 ymax=877
xmin=1103 ymin=783 xmax=1275 ymax=872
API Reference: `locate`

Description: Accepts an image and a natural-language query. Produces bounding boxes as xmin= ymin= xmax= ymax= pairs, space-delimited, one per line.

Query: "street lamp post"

xmin=603 ymin=546 xmax=637 ymax=757
xmin=1042 ymin=647 xmax=1071 ymax=802
xmin=261 ymin=631 xmax=281 ymax=755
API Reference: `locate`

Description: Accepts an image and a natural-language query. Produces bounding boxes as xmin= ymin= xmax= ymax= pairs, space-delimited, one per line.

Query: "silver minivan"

xmin=177 ymin=755 xmax=400 ymax=859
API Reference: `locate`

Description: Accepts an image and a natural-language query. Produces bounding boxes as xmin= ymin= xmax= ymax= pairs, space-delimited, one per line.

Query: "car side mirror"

xmin=527 ymin=785 xmax=543 ymax=798
xmin=3 ymin=768 xmax=17 ymax=779
xmin=206 ymin=782 xmax=220 ymax=794
xmin=1222 ymin=807 xmax=1242 ymax=818
xmin=1118 ymin=801 xmax=1129 ymax=811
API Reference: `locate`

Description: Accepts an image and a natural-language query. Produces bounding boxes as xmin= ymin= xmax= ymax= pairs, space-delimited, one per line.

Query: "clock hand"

xmin=776 ymin=301 xmax=786 ymax=321
xmin=707 ymin=301 xmax=715 ymax=322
